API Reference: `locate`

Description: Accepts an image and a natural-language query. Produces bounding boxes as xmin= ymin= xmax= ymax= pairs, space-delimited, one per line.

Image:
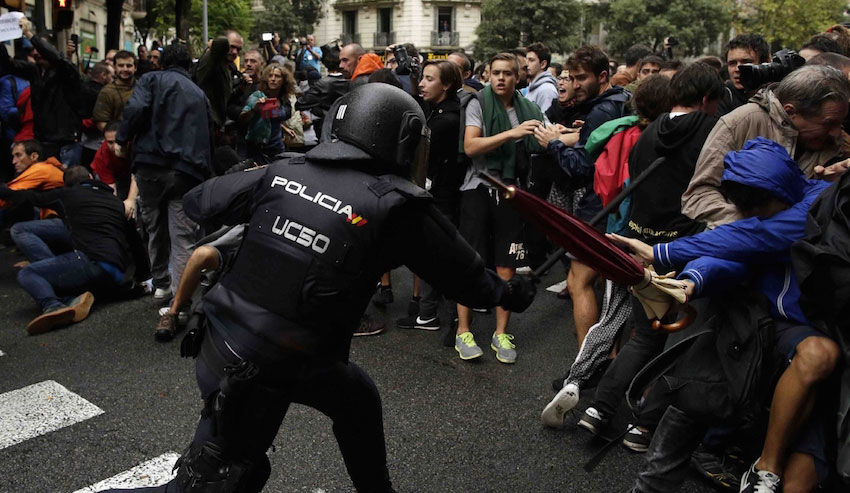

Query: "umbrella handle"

xmin=651 ymin=305 xmax=697 ymax=333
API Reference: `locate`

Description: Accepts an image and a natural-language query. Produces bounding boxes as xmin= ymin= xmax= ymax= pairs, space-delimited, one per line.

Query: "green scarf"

xmin=482 ymin=85 xmax=545 ymax=179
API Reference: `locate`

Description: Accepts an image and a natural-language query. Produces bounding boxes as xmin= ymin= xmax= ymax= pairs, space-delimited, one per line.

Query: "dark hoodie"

xmin=626 ymin=111 xmax=716 ymax=244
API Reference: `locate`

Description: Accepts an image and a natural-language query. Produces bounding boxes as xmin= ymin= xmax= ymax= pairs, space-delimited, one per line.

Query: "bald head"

xmin=226 ymin=30 xmax=243 ymax=63
xmin=339 ymin=43 xmax=365 ymax=79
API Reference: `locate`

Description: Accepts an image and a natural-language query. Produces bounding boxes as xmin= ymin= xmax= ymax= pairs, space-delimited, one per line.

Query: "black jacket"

xmin=296 ymin=75 xmax=349 ymax=117
xmin=716 ymin=81 xmax=750 ymax=118
xmin=184 ymin=156 xmax=509 ymax=361
xmin=117 ymin=67 xmax=214 ymax=182
xmin=0 ymin=37 xmax=82 ymax=143
xmin=626 ymin=112 xmax=714 ymax=244
xmin=0 ymin=180 xmax=148 ymax=278
xmin=423 ymin=95 xmax=464 ymax=206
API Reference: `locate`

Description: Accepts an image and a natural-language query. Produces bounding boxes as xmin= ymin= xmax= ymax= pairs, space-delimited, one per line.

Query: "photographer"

xmin=717 ymin=34 xmax=771 ymax=116
xmin=683 ymin=64 xmax=850 ymax=228
xmin=295 ymin=34 xmax=322 ymax=74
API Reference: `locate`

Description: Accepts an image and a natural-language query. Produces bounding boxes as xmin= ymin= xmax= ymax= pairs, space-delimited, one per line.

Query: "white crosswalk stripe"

xmin=0 ymin=380 xmax=103 ymax=450
xmin=73 ymin=453 xmax=180 ymax=492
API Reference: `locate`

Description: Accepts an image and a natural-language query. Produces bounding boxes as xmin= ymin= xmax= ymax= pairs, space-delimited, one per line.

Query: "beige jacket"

xmin=682 ymin=89 xmax=846 ymax=228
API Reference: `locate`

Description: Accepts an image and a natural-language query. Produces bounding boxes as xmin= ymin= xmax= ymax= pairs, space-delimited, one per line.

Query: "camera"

xmin=392 ymin=44 xmax=420 ymax=77
xmin=262 ymin=32 xmax=273 ymax=42
xmin=739 ymin=49 xmax=806 ymax=90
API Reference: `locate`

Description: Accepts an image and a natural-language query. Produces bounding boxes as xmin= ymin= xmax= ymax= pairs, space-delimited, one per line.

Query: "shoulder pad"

xmin=370 ymin=175 xmax=431 ymax=199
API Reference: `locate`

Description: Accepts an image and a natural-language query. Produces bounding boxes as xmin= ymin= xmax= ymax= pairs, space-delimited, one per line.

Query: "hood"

xmin=750 ymin=88 xmax=796 ymax=130
xmin=722 ymin=136 xmax=806 ymax=205
xmin=655 ymin=111 xmax=714 ymax=153
xmin=39 ymin=157 xmax=65 ymax=171
xmin=588 ymin=85 xmax=630 ymax=107
xmin=528 ymin=71 xmax=557 ymax=92
xmin=351 ymin=54 xmax=384 ymax=81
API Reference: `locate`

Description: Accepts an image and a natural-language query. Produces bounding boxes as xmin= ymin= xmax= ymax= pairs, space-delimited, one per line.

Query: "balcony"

xmin=373 ymin=32 xmax=395 ymax=48
xmin=339 ymin=33 xmax=361 ymax=45
xmin=431 ymin=31 xmax=459 ymax=47
xmin=334 ymin=0 xmax=401 ymax=5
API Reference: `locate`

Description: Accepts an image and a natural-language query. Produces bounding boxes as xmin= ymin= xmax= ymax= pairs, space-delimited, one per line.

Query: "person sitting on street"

xmin=610 ymin=137 xmax=839 ymax=493
xmin=1 ymin=140 xmax=64 ymax=220
xmin=1 ymin=166 xmax=149 ymax=335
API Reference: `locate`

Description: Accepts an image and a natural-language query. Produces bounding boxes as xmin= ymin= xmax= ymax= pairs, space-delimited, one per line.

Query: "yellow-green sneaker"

xmin=455 ymin=332 xmax=483 ymax=360
xmin=491 ymin=333 xmax=517 ymax=364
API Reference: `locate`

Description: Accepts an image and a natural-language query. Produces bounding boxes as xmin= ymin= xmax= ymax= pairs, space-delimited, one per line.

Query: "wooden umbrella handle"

xmin=651 ymin=305 xmax=697 ymax=333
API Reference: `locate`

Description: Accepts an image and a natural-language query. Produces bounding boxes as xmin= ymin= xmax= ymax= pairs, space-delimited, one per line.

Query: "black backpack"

xmin=628 ymin=288 xmax=780 ymax=422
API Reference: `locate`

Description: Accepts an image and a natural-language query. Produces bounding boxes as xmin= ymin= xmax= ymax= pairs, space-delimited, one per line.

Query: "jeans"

xmin=634 ymin=406 xmax=708 ymax=493
xmin=10 ymin=218 xmax=72 ymax=262
xmin=135 ymin=167 xmax=201 ymax=295
xmin=17 ymin=250 xmax=112 ymax=311
xmin=59 ymin=141 xmax=82 ymax=167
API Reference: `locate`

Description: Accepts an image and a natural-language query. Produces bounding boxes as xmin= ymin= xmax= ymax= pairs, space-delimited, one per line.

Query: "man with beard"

xmin=534 ymin=45 xmax=630 ymax=358
xmin=93 ymin=50 xmax=136 ymax=132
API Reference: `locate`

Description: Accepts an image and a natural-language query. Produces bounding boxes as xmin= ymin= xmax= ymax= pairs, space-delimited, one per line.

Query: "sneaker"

xmin=68 ymin=291 xmax=95 ymax=323
xmin=490 ymin=333 xmax=517 ymax=364
xmin=372 ymin=286 xmax=394 ymax=307
xmin=472 ymin=307 xmax=491 ymax=314
xmin=353 ymin=315 xmax=385 ymax=336
xmin=455 ymin=332 xmax=483 ymax=360
xmin=153 ymin=287 xmax=171 ymax=300
xmin=622 ymin=425 xmax=652 ymax=453
xmin=26 ymin=305 xmax=76 ymax=335
xmin=690 ymin=444 xmax=742 ymax=491
xmin=407 ymin=296 xmax=420 ymax=316
xmin=740 ymin=460 xmax=781 ymax=493
xmin=397 ymin=315 xmax=440 ymax=331
xmin=577 ymin=406 xmax=608 ymax=435
xmin=155 ymin=312 xmax=178 ymax=342
xmin=541 ymin=382 xmax=580 ymax=428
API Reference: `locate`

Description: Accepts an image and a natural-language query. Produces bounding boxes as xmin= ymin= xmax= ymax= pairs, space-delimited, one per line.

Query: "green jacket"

xmin=92 ymin=79 xmax=135 ymax=125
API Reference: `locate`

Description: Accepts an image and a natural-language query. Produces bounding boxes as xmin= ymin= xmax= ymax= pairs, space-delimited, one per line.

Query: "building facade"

xmin=312 ymin=0 xmax=482 ymax=57
xmin=1 ymin=0 xmax=140 ymax=58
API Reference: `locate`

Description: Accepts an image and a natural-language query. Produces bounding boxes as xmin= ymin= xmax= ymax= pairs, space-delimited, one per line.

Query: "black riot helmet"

xmin=307 ymin=83 xmax=430 ymax=181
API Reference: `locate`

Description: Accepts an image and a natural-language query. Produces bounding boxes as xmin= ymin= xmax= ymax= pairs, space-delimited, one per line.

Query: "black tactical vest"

xmin=205 ymin=156 xmax=428 ymax=359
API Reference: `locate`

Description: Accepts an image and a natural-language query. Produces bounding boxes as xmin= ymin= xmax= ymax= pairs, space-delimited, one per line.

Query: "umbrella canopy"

xmin=479 ymin=173 xmax=644 ymax=285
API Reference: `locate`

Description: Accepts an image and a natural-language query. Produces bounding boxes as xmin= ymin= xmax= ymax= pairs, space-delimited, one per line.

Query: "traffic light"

xmin=54 ymin=0 xmax=74 ymax=30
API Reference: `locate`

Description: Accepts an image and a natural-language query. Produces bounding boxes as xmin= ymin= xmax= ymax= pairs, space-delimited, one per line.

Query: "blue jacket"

xmin=652 ymin=138 xmax=831 ymax=324
xmin=0 ymin=74 xmax=28 ymax=141
xmin=547 ymin=86 xmax=630 ymax=182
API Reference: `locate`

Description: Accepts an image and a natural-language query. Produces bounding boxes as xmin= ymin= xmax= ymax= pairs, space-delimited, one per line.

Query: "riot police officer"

xmin=106 ymin=83 xmax=536 ymax=493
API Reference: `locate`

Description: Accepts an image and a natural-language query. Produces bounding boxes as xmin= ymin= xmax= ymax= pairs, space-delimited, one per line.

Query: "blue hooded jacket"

xmin=651 ymin=137 xmax=831 ymax=324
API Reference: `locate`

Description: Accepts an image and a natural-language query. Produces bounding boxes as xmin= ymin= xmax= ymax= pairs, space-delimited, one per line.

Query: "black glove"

xmin=500 ymin=275 xmax=536 ymax=313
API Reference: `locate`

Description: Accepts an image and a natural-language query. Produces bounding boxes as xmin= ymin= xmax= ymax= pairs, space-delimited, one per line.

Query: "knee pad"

xmin=174 ymin=442 xmax=270 ymax=493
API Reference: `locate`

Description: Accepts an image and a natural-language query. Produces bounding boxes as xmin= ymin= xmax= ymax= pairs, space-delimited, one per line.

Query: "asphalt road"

xmin=0 ymin=246 xmax=716 ymax=493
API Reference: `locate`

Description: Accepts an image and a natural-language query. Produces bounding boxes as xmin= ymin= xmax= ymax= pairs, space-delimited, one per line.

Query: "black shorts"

xmin=458 ymin=185 xmax=527 ymax=269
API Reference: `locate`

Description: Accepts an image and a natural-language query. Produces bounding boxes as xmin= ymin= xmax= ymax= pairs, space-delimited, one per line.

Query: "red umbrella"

xmin=479 ymin=173 xmax=694 ymax=331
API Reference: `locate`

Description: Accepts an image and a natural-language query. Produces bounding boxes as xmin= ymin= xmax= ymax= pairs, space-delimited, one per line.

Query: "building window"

xmin=343 ymin=10 xmax=357 ymax=36
xmin=437 ymin=6 xmax=453 ymax=33
xmin=375 ymin=8 xmax=393 ymax=47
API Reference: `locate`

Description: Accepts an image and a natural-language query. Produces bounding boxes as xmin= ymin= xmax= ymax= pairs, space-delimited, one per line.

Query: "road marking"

xmin=73 ymin=452 xmax=180 ymax=492
xmin=546 ymin=280 xmax=567 ymax=293
xmin=0 ymin=380 xmax=103 ymax=450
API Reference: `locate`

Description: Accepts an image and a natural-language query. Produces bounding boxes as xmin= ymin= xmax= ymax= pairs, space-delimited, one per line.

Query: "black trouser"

xmin=418 ymin=198 xmax=459 ymax=320
xmin=107 ymin=319 xmax=393 ymax=493
xmin=592 ymin=296 xmax=669 ymax=428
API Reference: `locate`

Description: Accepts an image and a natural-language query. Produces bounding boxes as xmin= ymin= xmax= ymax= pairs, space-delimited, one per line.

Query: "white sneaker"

xmin=541 ymin=382 xmax=580 ymax=428
xmin=153 ymin=287 xmax=171 ymax=300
